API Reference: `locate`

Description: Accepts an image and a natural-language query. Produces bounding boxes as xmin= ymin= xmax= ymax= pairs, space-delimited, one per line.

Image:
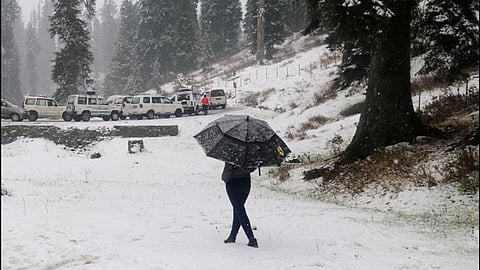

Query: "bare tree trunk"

xmin=256 ymin=0 xmax=265 ymax=65
xmin=338 ymin=0 xmax=443 ymax=165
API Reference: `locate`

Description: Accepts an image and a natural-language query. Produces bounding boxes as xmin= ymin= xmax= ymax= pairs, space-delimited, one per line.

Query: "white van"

xmin=205 ymin=88 xmax=227 ymax=109
xmin=128 ymin=95 xmax=183 ymax=119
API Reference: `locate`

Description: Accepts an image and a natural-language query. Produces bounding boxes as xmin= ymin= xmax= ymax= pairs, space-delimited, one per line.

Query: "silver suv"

xmin=22 ymin=95 xmax=66 ymax=121
xmin=63 ymin=91 xmax=120 ymax=122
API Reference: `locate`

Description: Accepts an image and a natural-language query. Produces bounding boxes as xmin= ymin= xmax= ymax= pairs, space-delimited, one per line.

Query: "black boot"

xmin=247 ymin=238 xmax=258 ymax=248
xmin=224 ymin=236 xmax=236 ymax=243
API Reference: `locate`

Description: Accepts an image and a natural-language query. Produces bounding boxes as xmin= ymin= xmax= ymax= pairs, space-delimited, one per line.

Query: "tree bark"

xmin=256 ymin=0 xmax=265 ymax=65
xmin=338 ymin=0 xmax=443 ymax=165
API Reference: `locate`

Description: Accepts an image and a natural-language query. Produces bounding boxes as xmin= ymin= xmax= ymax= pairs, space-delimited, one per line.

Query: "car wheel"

xmin=111 ymin=112 xmax=120 ymax=121
xmin=82 ymin=111 xmax=91 ymax=122
xmin=175 ymin=109 xmax=183 ymax=117
xmin=10 ymin=113 xmax=21 ymax=122
xmin=62 ymin=112 xmax=73 ymax=121
xmin=146 ymin=110 xmax=155 ymax=119
xmin=28 ymin=111 xmax=38 ymax=121
xmin=74 ymin=115 xmax=82 ymax=122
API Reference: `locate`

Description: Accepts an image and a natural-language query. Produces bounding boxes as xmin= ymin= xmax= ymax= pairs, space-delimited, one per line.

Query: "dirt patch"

xmin=1 ymin=125 xmax=178 ymax=151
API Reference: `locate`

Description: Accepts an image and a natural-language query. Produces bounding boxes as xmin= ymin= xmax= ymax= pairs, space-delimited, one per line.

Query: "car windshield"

xmin=177 ymin=94 xmax=190 ymax=101
xmin=2 ymin=100 xmax=14 ymax=107
xmin=211 ymin=90 xmax=225 ymax=97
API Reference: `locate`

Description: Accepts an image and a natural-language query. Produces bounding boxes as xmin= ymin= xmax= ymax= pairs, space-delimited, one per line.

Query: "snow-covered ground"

xmin=2 ymin=35 xmax=479 ymax=269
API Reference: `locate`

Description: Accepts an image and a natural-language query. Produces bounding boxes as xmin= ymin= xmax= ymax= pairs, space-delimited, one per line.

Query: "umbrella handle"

xmin=255 ymin=161 xmax=263 ymax=176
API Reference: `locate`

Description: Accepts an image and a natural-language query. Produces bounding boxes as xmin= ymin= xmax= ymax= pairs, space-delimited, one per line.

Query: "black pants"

xmin=202 ymin=105 xmax=208 ymax=115
xmin=225 ymin=177 xmax=255 ymax=240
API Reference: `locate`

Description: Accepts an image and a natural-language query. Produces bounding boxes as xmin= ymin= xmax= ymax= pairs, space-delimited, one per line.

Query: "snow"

xmin=2 ymin=35 xmax=479 ymax=269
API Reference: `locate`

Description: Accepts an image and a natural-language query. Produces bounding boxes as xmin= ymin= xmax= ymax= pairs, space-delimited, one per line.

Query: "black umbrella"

xmin=194 ymin=115 xmax=291 ymax=173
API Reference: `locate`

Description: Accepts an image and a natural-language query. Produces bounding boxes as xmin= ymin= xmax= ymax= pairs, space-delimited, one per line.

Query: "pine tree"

xmin=91 ymin=16 xmax=102 ymax=78
xmin=49 ymin=0 xmax=96 ymax=103
xmin=14 ymin=11 xmax=26 ymax=96
xmin=307 ymin=0 xmax=479 ymax=88
xmin=172 ymin=0 xmax=199 ymax=73
xmin=25 ymin=21 xmax=40 ymax=95
xmin=244 ymin=0 xmax=290 ymax=59
xmin=104 ymin=0 xmax=139 ymax=96
xmin=311 ymin=0 xmax=375 ymax=88
xmin=198 ymin=33 xmax=214 ymax=72
xmin=413 ymin=0 xmax=479 ymax=82
xmin=200 ymin=0 xmax=242 ymax=57
xmin=1 ymin=0 xmax=22 ymax=104
xmin=303 ymin=0 xmax=445 ymax=165
xmin=286 ymin=0 xmax=307 ymax=33
xmin=136 ymin=0 xmax=200 ymax=90
xmin=136 ymin=0 xmax=171 ymax=90
xmin=93 ymin=0 xmax=119 ymax=77
xmin=37 ymin=0 xmax=56 ymax=96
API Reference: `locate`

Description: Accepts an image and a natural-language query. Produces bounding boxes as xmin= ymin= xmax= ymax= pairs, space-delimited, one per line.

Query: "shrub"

xmin=340 ymin=101 xmax=365 ymax=117
xmin=444 ymin=146 xmax=479 ymax=193
xmin=313 ymin=86 xmax=337 ymax=106
xmin=268 ymin=164 xmax=292 ymax=182
xmin=419 ymin=92 xmax=479 ymax=126
xmin=286 ymin=115 xmax=332 ymax=140
xmin=411 ymin=76 xmax=446 ymax=95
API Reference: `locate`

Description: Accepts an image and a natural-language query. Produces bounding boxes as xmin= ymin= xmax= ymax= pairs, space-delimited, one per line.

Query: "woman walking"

xmin=222 ymin=163 xmax=258 ymax=248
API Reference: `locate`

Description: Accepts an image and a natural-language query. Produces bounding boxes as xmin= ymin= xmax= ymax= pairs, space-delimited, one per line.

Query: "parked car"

xmin=22 ymin=95 xmax=66 ymax=121
xmin=106 ymin=95 xmax=132 ymax=120
xmin=1 ymin=99 xmax=28 ymax=121
xmin=204 ymin=88 xmax=227 ymax=109
xmin=171 ymin=89 xmax=203 ymax=115
xmin=63 ymin=91 xmax=120 ymax=122
xmin=128 ymin=95 xmax=183 ymax=119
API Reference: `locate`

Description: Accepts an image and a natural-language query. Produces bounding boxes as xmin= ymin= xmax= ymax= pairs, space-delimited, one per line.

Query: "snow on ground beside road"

xmin=1 ymin=106 xmax=479 ymax=270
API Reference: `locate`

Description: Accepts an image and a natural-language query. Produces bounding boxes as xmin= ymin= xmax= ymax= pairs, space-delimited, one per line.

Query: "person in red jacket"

xmin=201 ymin=94 xmax=209 ymax=115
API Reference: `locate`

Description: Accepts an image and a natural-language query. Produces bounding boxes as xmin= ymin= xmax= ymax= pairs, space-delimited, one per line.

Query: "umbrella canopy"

xmin=194 ymin=115 xmax=291 ymax=169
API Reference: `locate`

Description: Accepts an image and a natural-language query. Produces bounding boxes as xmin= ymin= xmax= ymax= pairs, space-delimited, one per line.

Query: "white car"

xmin=106 ymin=95 xmax=133 ymax=120
xmin=171 ymin=89 xmax=203 ymax=115
xmin=63 ymin=91 xmax=120 ymax=122
xmin=129 ymin=95 xmax=183 ymax=119
xmin=22 ymin=95 xmax=66 ymax=121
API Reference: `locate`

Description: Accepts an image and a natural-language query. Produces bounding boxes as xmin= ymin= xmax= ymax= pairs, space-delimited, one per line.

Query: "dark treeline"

xmin=1 ymin=0 xmax=477 ymax=105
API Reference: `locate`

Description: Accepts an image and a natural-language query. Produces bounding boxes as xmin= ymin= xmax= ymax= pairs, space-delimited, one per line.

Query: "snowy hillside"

xmin=1 ymin=33 xmax=479 ymax=269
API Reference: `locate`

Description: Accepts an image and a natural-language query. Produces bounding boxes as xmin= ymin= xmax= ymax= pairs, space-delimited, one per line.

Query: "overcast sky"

xmin=17 ymin=0 xmax=124 ymax=25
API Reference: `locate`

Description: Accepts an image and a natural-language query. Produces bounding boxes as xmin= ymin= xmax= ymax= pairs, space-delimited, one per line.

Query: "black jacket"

xmin=221 ymin=163 xmax=255 ymax=182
